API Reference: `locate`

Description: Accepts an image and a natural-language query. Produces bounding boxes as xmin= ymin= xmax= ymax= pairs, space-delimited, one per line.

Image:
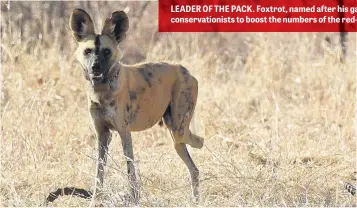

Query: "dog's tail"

xmin=46 ymin=187 xmax=92 ymax=204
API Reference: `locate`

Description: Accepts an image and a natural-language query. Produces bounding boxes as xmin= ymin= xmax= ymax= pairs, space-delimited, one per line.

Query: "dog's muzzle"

xmin=89 ymin=72 xmax=110 ymax=92
xmin=90 ymin=72 xmax=104 ymax=84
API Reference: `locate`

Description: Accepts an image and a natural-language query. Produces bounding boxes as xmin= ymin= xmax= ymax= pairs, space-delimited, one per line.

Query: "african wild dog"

xmin=69 ymin=9 xmax=204 ymax=203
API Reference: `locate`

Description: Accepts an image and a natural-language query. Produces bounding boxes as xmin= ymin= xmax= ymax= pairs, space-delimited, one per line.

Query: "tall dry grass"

xmin=1 ymin=1 xmax=356 ymax=207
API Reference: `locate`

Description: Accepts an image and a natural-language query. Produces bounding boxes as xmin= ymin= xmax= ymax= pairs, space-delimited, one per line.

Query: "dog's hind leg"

xmin=169 ymin=75 xmax=204 ymax=201
xmin=170 ymin=78 xmax=204 ymax=149
xmin=174 ymin=143 xmax=200 ymax=201
xmin=170 ymin=104 xmax=202 ymax=201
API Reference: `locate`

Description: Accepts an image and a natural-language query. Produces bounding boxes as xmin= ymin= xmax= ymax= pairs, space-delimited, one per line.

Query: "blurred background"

xmin=1 ymin=1 xmax=356 ymax=207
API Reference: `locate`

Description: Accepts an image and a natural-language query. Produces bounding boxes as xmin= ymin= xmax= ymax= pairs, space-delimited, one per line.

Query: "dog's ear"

xmin=102 ymin=11 xmax=129 ymax=43
xmin=69 ymin=9 xmax=95 ymax=42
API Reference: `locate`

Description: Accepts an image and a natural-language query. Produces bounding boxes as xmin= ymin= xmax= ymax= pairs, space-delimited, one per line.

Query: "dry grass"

xmin=1 ymin=1 xmax=356 ymax=207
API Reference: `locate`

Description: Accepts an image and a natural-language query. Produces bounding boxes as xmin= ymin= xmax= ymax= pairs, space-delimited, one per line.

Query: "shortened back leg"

xmin=170 ymin=78 xmax=204 ymax=148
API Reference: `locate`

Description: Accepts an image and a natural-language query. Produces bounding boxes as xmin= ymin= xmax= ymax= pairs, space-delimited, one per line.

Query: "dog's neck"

xmin=86 ymin=62 xmax=125 ymax=106
xmin=107 ymin=62 xmax=121 ymax=84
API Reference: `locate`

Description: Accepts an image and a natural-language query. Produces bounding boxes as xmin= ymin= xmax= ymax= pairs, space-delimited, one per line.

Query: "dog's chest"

xmin=103 ymin=104 xmax=116 ymax=119
xmin=101 ymin=104 xmax=117 ymax=129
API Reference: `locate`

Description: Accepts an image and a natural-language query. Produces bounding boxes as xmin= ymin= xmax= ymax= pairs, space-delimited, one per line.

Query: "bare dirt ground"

xmin=1 ymin=1 xmax=356 ymax=207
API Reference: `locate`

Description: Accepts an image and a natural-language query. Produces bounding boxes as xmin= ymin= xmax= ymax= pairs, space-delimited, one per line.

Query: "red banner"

xmin=158 ymin=0 xmax=357 ymax=32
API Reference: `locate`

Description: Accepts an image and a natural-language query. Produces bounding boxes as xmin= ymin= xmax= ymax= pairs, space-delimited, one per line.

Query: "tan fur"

xmin=70 ymin=9 xmax=204 ymax=204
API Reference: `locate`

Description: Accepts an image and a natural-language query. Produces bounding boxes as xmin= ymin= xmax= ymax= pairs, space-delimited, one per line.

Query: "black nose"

xmin=92 ymin=63 xmax=100 ymax=71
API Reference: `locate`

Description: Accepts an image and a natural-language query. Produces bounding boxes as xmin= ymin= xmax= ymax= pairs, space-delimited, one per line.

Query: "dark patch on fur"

xmin=183 ymin=88 xmax=194 ymax=110
xmin=178 ymin=88 xmax=194 ymax=111
xmin=138 ymin=68 xmax=153 ymax=87
xmin=180 ymin=66 xmax=189 ymax=83
xmin=158 ymin=105 xmax=172 ymax=128
xmin=94 ymin=35 xmax=100 ymax=54
xmin=172 ymin=88 xmax=194 ymax=132
xmin=163 ymin=105 xmax=172 ymax=127
xmin=126 ymin=161 xmax=131 ymax=174
xmin=126 ymin=103 xmax=140 ymax=124
xmin=110 ymin=99 xmax=116 ymax=106
xmin=105 ymin=121 xmax=115 ymax=130
xmin=129 ymin=91 xmax=137 ymax=101
xmin=124 ymin=118 xmax=129 ymax=126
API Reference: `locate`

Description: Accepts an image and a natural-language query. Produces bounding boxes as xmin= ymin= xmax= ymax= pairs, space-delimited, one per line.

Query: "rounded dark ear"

xmin=102 ymin=11 xmax=129 ymax=43
xmin=69 ymin=9 xmax=95 ymax=42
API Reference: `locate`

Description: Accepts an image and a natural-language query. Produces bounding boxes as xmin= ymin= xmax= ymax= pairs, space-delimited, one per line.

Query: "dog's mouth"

xmin=90 ymin=72 xmax=107 ymax=86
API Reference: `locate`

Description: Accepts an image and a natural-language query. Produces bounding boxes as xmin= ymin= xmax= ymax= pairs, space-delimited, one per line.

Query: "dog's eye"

xmin=84 ymin=48 xmax=92 ymax=55
xmin=103 ymin=48 xmax=111 ymax=56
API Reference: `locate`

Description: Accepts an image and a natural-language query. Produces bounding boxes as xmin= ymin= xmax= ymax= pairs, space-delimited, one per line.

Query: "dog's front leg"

xmin=89 ymin=103 xmax=112 ymax=198
xmin=90 ymin=124 xmax=111 ymax=207
xmin=95 ymin=126 xmax=111 ymax=189
xmin=118 ymin=128 xmax=140 ymax=204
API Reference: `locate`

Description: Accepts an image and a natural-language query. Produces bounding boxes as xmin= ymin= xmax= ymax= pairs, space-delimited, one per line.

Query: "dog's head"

xmin=69 ymin=9 xmax=128 ymax=87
